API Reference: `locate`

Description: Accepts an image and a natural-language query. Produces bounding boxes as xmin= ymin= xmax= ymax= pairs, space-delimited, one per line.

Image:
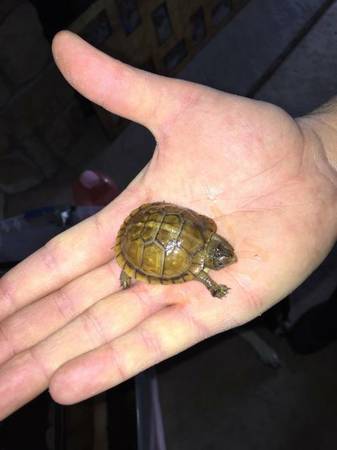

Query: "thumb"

xmin=52 ymin=31 xmax=199 ymax=137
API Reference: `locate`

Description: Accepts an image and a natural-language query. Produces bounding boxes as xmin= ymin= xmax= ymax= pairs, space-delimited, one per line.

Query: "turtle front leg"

xmin=120 ymin=270 xmax=132 ymax=289
xmin=195 ymin=271 xmax=230 ymax=298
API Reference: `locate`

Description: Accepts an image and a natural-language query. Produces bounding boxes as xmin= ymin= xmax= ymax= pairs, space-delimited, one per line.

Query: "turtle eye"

xmin=217 ymin=245 xmax=223 ymax=255
xmin=215 ymin=247 xmax=222 ymax=258
xmin=214 ymin=243 xmax=234 ymax=267
xmin=206 ymin=237 xmax=236 ymax=270
xmin=216 ymin=243 xmax=229 ymax=258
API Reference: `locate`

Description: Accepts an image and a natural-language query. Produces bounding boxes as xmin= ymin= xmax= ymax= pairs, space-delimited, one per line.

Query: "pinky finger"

xmin=49 ymin=303 xmax=209 ymax=405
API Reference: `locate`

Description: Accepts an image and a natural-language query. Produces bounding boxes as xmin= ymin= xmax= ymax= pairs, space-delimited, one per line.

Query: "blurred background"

xmin=0 ymin=0 xmax=337 ymax=449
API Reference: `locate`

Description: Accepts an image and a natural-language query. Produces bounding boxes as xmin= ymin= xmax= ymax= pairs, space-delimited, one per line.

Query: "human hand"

xmin=1 ymin=31 xmax=336 ymax=419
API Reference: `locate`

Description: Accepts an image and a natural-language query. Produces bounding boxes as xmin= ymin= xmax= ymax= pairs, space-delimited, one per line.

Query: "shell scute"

xmin=163 ymin=214 xmax=181 ymax=227
xmin=157 ymin=214 xmax=182 ymax=246
xmin=141 ymin=223 xmax=158 ymax=242
xmin=116 ymin=202 xmax=215 ymax=283
xmin=163 ymin=246 xmax=190 ymax=278
xmin=122 ymin=238 xmax=144 ymax=268
xmin=128 ymin=222 xmax=144 ymax=240
xmin=142 ymin=243 xmax=164 ymax=276
xmin=157 ymin=227 xmax=172 ymax=247
xmin=180 ymin=222 xmax=204 ymax=255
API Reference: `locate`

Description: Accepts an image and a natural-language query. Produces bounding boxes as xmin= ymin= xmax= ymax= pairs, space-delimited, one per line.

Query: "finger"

xmin=0 ymin=261 xmax=254 ymax=366
xmin=52 ymin=31 xmax=201 ymax=135
xmin=0 ymin=284 xmax=167 ymax=420
xmin=0 ymin=259 xmax=122 ymax=365
xmin=33 ymin=283 xmax=169 ymax=375
xmin=0 ymin=351 xmax=47 ymax=421
xmin=0 ymin=186 xmax=146 ymax=321
xmin=49 ymin=292 xmax=247 ymax=405
xmin=49 ymin=274 xmax=265 ymax=406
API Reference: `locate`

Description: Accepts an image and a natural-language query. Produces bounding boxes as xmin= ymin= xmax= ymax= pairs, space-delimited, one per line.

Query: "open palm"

xmin=0 ymin=32 xmax=336 ymax=419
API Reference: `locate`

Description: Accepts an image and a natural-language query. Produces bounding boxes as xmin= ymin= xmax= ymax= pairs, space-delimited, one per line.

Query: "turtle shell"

xmin=115 ymin=202 xmax=217 ymax=284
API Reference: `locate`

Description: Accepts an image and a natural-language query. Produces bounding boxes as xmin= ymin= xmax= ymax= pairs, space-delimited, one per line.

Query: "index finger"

xmin=0 ymin=187 xmax=146 ymax=320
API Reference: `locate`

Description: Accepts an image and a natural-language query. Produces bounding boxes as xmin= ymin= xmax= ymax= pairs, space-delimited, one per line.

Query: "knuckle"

xmin=0 ymin=278 xmax=16 ymax=318
xmin=0 ymin=322 xmax=16 ymax=359
xmin=81 ymin=307 xmax=107 ymax=348
xmin=53 ymin=287 xmax=76 ymax=322
xmin=40 ymin=238 xmax=63 ymax=273
xmin=138 ymin=324 xmax=163 ymax=360
xmin=106 ymin=260 xmax=122 ymax=287
xmin=107 ymin=342 xmax=128 ymax=380
xmin=28 ymin=347 xmax=51 ymax=381
xmin=130 ymin=285 xmax=153 ymax=316
xmin=179 ymin=306 xmax=210 ymax=341
xmin=93 ymin=212 xmax=106 ymax=238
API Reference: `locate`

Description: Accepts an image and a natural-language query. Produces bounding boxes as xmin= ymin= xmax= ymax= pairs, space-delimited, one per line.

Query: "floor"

xmin=159 ymin=328 xmax=337 ymax=450
xmin=2 ymin=0 xmax=337 ymax=449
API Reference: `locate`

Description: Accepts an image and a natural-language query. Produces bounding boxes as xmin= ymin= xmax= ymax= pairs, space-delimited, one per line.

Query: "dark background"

xmin=1 ymin=1 xmax=337 ymax=449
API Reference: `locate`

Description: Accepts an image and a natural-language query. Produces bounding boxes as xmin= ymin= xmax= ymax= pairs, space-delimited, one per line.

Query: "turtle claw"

xmin=211 ymin=284 xmax=230 ymax=299
xmin=120 ymin=271 xmax=132 ymax=289
xmin=196 ymin=271 xmax=231 ymax=299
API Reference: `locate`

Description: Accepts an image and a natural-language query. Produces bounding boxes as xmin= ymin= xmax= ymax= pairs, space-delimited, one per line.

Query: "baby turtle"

xmin=115 ymin=202 xmax=236 ymax=298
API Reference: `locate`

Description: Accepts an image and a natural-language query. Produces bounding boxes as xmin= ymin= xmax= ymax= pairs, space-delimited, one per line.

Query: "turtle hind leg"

xmin=195 ymin=271 xmax=230 ymax=299
xmin=120 ymin=270 xmax=132 ymax=289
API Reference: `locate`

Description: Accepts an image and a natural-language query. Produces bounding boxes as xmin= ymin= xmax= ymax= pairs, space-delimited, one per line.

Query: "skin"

xmin=0 ymin=31 xmax=336 ymax=420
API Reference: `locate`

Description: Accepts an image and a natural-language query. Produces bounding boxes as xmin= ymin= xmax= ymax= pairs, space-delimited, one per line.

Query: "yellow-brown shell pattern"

xmin=115 ymin=202 xmax=217 ymax=284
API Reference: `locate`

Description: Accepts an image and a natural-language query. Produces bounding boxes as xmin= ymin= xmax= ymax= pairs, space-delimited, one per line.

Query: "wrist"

xmin=296 ymin=112 xmax=337 ymax=240
xmin=298 ymin=101 xmax=337 ymax=173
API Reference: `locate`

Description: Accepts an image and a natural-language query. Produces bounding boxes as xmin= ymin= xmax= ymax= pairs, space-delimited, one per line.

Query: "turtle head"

xmin=205 ymin=234 xmax=237 ymax=270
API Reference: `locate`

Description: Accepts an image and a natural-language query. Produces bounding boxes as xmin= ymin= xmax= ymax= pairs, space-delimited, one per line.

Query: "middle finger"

xmin=0 ymin=259 xmax=122 ymax=365
xmin=0 ymin=283 xmax=169 ymax=419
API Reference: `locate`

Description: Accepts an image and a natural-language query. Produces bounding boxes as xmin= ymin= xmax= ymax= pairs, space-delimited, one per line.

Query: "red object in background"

xmin=72 ymin=170 xmax=120 ymax=206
